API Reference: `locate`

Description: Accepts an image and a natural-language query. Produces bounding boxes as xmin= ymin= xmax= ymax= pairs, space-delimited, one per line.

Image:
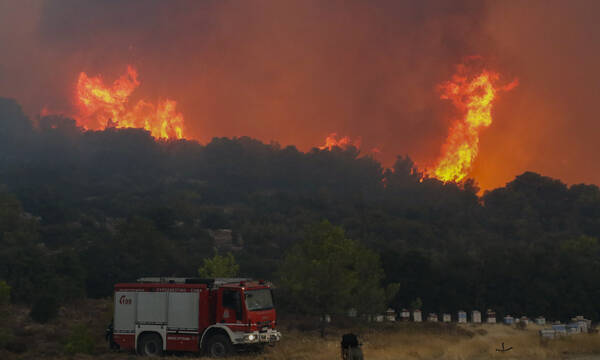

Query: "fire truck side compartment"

xmin=168 ymin=292 xmax=199 ymax=330
xmin=114 ymin=292 xmax=137 ymax=332
xmin=137 ymin=291 xmax=168 ymax=324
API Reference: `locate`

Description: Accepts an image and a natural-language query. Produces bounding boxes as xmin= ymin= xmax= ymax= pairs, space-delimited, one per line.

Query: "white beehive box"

xmin=386 ymin=308 xmax=396 ymax=322
xmin=400 ymin=309 xmax=410 ymax=321
xmin=486 ymin=309 xmax=496 ymax=323
xmin=442 ymin=313 xmax=451 ymax=323
xmin=471 ymin=310 xmax=481 ymax=323
xmin=458 ymin=311 xmax=467 ymax=323
xmin=539 ymin=329 xmax=556 ymax=339
xmin=413 ymin=310 xmax=422 ymax=322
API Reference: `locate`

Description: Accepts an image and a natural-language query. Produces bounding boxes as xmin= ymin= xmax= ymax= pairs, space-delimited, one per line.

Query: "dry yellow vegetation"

xmin=225 ymin=323 xmax=600 ymax=360
xmin=2 ymin=298 xmax=599 ymax=360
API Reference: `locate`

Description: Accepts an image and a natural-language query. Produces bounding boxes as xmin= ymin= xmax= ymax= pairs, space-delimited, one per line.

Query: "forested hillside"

xmin=0 ymin=97 xmax=599 ymax=321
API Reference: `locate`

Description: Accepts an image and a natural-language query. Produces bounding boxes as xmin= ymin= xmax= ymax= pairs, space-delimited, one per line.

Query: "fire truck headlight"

xmin=246 ymin=334 xmax=256 ymax=341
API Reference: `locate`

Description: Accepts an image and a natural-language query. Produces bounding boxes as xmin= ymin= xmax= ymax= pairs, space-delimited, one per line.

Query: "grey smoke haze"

xmin=0 ymin=0 xmax=599 ymax=190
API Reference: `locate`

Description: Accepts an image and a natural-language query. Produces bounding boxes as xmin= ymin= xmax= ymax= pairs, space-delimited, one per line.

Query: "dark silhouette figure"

xmin=341 ymin=333 xmax=363 ymax=360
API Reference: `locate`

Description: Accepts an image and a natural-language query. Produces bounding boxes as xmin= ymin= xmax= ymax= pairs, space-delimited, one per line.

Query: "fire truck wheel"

xmin=206 ymin=334 xmax=233 ymax=357
xmin=138 ymin=333 xmax=163 ymax=357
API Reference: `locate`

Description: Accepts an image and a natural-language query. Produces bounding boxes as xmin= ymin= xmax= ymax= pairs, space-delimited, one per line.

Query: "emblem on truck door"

xmin=119 ymin=295 xmax=132 ymax=304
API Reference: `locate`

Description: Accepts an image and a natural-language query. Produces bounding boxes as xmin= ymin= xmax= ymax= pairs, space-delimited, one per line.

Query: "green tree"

xmin=278 ymin=221 xmax=388 ymax=335
xmin=198 ymin=253 xmax=239 ymax=278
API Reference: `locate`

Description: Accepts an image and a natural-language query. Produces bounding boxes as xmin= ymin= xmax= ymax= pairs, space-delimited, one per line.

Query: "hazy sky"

xmin=1 ymin=0 xmax=599 ymax=190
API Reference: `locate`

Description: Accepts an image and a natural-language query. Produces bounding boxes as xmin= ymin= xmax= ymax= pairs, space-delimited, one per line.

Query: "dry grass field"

xmin=1 ymin=299 xmax=599 ymax=360
xmin=223 ymin=323 xmax=600 ymax=360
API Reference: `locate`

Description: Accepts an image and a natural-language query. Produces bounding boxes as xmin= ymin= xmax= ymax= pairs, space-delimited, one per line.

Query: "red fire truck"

xmin=107 ymin=277 xmax=281 ymax=357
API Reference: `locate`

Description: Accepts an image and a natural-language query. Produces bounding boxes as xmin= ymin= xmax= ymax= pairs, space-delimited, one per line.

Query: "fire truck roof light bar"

xmin=136 ymin=277 xmax=253 ymax=287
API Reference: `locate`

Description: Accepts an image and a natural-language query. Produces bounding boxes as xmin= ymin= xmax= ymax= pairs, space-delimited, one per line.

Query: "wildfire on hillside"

xmin=52 ymin=60 xmax=516 ymax=184
xmin=74 ymin=66 xmax=184 ymax=140
xmin=427 ymin=63 xmax=518 ymax=183
xmin=318 ymin=133 xmax=360 ymax=151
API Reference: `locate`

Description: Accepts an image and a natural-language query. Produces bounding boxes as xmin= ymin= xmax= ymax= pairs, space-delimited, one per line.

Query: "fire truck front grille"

xmin=257 ymin=321 xmax=271 ymax=332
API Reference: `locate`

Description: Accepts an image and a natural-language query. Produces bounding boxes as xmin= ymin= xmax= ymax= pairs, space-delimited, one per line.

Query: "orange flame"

xmin=318 ymin=133 xmax=360 ymax=150
xmin=74 ymin=66 xmax=184 ymax=140
xmin=428 ymin=65 xmax=518 ymax=182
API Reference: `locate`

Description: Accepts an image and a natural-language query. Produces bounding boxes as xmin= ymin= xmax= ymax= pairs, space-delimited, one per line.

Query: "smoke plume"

xmin=1 ymin=0 xmax=599 ymax=190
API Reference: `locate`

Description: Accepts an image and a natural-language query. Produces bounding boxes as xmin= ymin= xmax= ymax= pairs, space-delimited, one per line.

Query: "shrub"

xmin=0 ymin=281 xmax=9 ymax=306
xmin=63 ymin=324 xmax=94 ymax=355
xmin=5 ymin=337 xmax=27 ymax=353
xmin=0 ymin=328 xmax=14 ymax=349
xmin=0 ymin=281 xmax=9 ymax=320
xmin=30 ymin=295 xmax=59 ymax=323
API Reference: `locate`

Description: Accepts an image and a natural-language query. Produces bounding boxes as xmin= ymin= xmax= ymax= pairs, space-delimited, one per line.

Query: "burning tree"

xmin=75 ymin=66 xmax=184 ymax=140
xmin=428 ymin=61 xmax=518 ymax=183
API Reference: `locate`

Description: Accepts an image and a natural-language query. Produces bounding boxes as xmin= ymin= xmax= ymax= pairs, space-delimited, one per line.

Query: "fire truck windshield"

xmin=244 ymin=289 xmax=274 ymax=311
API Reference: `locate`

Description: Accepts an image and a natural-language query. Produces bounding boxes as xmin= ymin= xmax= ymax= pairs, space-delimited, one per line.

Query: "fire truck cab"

xmin=109 ymin=277 xmax=281 ymax=357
